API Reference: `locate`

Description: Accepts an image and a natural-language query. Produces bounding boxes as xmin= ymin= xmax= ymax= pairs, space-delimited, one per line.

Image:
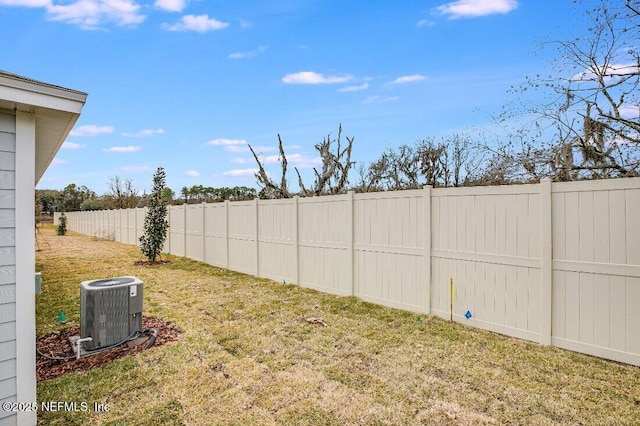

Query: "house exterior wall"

xmin=0 ymin=71 xmax=85 ymax=426
xmin=0 ymin=110 xmax=37 ymax=426
xmin=0 ymin=111 xmax=17 ymax=426
xmin=0 ymin=111 xmax=18 ymax=426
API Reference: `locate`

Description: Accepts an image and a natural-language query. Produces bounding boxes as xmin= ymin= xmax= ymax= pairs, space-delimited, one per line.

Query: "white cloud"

xmin=263 ymin=153 xmax=321 ymax=169
xmin=61 ymin=141 xmax=86 ymax=149
xmin=223 ymin=168 xmax=258 ymax=178
xmin=620 ymin=104 xmax=640 ymax=119
xmin=363 ymin=95 xmax=399 ymax=104
xmin=207 ymin=138 xmax=248 ymax=152
xmin=208 ymin=138 xmax=247 ymax=146
xmin=436 ymin=0 xmax=518 ymax=19
xmin=417 ymin=19 xmax=435 ymax=27
xmin=389 ymin=74 xmax=426 ymax=84
xmin=103 ymin=145 xmax=141 ymax=153
xmin=571 ymin=62 xmax=640 ymax=82
xmin=228 ymin=45 xmax=268 ymax=59
xmin=0 ymin=0 xmax=49 ymax=6
xmin=120 ymin=165 xmax=150 ymax=172
xmin=122 ymin=128 xmax=165 ymax=137
xmin=282 ymin=71 xmax=353 ymax=85
xmin=338 ymin=82 xmax=369 ymax=92
xmin=262 ymin=154 xmax=282 ymax=163
xmin=46 ymin=0 xmax=146 ymax=28
xmin=70 ymin=124 xmax=114 ymax=137
xmin=0 ymin=0 xmax=146 ymax=28
xmin=184 ymin=170 xmax=200 ymax=177
xmin=163 ymin=14 xmax=229 ymax=32
xmin=230 ymin=157 xmax=247 ymax=164
xmin=155 ymin=0 xmax=185 ymax=12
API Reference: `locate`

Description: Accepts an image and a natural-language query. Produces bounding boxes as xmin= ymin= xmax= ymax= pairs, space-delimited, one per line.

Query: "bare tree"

xmin=107 ymin=176 xmax=140 ymax=209
xmin=296 ymin=124 xmax=355 ymax=196
xmin=249 ymin=134 xmax=291 ymax=199
xmin=249 ymin=125 xmax=355 ymax=198
xmin=355 ymin=134 xmax=481 ymax=191
xmin=504 ymin=0 xmax=640 ymax=180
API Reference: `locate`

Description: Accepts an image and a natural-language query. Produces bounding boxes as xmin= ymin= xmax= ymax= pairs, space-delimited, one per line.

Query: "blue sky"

xmin=2 ymin=0 xmax=600 ymax=194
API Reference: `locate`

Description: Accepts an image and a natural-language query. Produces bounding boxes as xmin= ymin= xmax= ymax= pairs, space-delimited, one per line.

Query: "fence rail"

xmin=56 ymin=177 xmax=640 ymax=366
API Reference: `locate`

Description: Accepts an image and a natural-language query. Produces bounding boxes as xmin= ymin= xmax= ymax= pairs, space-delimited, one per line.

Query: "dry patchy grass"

xmin=35 ymin=226 xmax=640 ymax=425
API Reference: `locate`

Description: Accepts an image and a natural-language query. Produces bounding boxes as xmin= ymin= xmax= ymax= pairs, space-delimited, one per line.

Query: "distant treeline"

xmin=36 ymin=182 xmax=257 ymax=216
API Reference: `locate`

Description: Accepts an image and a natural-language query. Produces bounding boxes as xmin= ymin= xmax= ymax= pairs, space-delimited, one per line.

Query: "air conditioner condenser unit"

xmin=80 ymin=276 xmax=143 ymax=351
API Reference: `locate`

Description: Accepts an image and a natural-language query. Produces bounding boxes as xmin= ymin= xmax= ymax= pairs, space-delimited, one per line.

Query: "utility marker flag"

xmin=449 ymin=276 xmax=455 ymax=321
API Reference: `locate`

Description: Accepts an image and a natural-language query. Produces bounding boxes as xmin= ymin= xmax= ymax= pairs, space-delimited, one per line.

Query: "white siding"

xmin=0 ymin=112 xmax=16 ymax=423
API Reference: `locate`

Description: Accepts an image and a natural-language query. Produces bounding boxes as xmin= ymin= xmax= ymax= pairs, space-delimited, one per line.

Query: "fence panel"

xmin=551 ymin=179 xmax=640 ymax=365
xmin=353 ymin=190 xmax=427 ymax=312
xmin=298 ymin=195 xmax=351 ymax=296
xmin=168 ymin=205 xmax=185 ymax=256
xmin=431 ymin=184 xmax=542 ymax=342
xmin=228 ymin=201 xmax=256 ymax=275
xmin=185 ymin=204 xmax=204 ymax=261
xmin=114 ymin=210 xmax=122 ymax=242
xmin=204 ymin=203 xmax=227 ymax=267
xmin=135 ymin=208 xmax=146 ymax=246
xmin=258 ymin=198 xmax=295 ymax=284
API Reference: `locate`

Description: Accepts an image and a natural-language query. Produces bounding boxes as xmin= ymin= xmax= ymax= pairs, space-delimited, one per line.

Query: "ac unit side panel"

xmin=129 ymin=284 xmax=143 ymax=314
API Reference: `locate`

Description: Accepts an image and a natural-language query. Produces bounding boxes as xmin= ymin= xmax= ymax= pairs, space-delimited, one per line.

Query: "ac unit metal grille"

xmin=80 ymin=276 xmax=143 ymax=351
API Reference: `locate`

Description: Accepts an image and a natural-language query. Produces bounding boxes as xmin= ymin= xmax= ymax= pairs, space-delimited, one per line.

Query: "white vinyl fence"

xmin=56 ymin=177 xmax=640 ymax=366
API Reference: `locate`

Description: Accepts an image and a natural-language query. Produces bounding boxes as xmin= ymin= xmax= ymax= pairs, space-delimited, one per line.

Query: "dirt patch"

xmin=36 ymin=316 xmax=182 ymax=381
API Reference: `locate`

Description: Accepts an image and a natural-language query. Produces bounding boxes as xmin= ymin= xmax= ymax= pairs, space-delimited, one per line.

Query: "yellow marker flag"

xmin=449 ymin=276 xmax=455 ymax=301
xmin=449 ymin=275 xmax=455 ymax=321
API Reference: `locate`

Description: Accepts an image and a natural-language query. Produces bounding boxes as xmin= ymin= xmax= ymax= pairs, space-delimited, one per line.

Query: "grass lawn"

xmin=35 ymin=225 xmax=640 ymax=425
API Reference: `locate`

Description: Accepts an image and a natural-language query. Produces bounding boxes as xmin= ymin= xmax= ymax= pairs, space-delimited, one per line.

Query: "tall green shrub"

xmin=56 ymin=212 xmax=67 ymax=236
xmin=139 ymin=168 xmax=169 ymax=262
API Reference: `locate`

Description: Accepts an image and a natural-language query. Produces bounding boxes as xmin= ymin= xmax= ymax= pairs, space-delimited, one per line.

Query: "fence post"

xmin=293 ymin=196 xmax=300 ymax=286
xmin=424 ymin=185 xmax=432 ymax=314
xmin=255 ymin=198 xmax=260 ymax=277
xmin=540 ymin=178 xmax=553 ymax=345
xmin=225 ymin=200 xmax=230 ymax=269
xmin=202 ymin=202 xmax=207 ymax=263
xmin=122 ymin=209 xmax=127 ymax=243
xmin=183 ymin=204 xmax=187 ymax=257
xmin=166 ymin=206 xmax=171 ymax=254
xmin=347 ymin=191 xmax=354 ymax=296
xmin=134 ymin=208 xmax=138 ymax=245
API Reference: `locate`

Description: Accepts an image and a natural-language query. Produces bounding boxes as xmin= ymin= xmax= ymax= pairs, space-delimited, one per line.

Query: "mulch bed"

xmin=133 ymin=260 xmax=170 ymax=266
xmin=36 ymin=316 xmax=182 ymax=381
